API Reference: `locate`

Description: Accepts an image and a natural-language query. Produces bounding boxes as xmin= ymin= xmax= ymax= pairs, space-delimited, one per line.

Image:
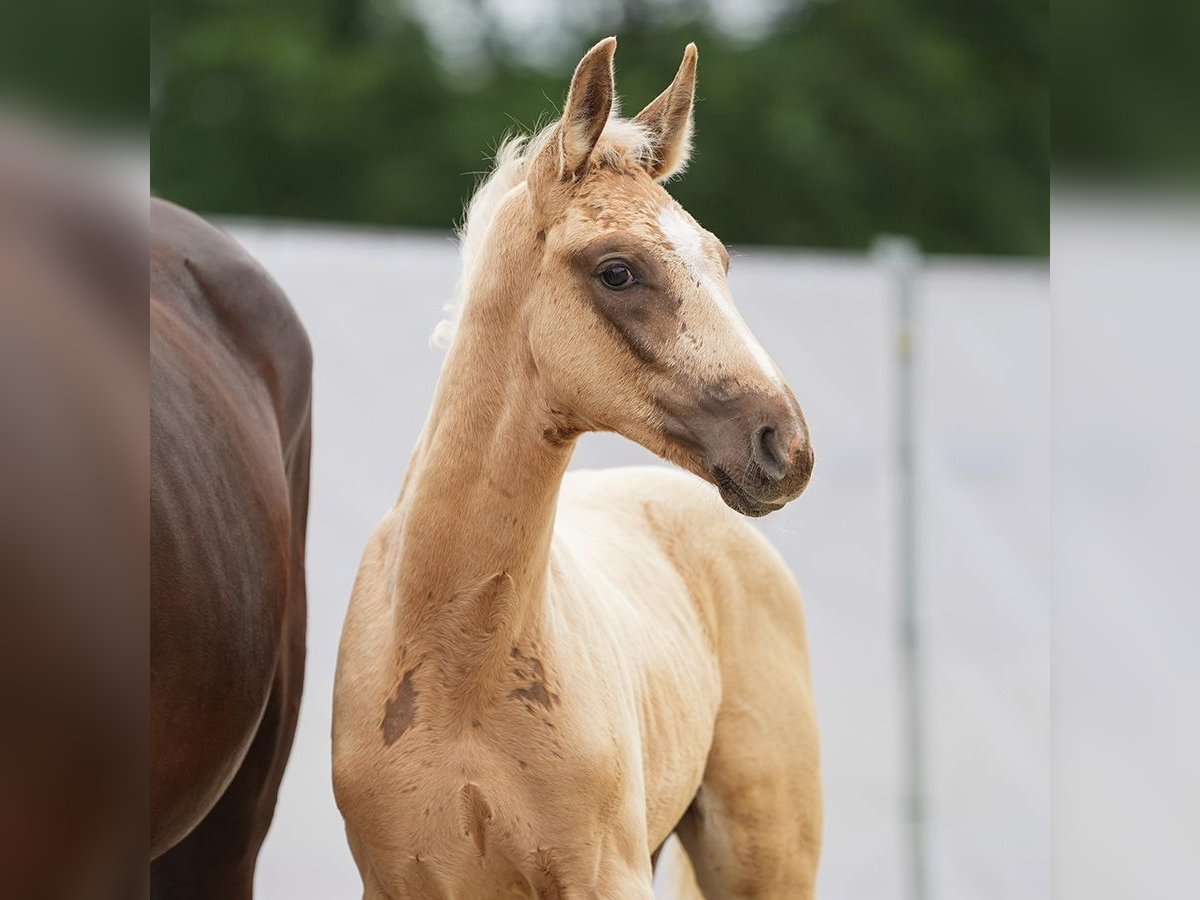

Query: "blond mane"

xmin=431 ymin=114 xmax=653 ymax=349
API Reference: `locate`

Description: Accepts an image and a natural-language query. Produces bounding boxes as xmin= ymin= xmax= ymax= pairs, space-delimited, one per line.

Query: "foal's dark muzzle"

xmin=692 ymin=393 xmax=813 ymax=517
xmin=710 ymin=429 xmax=813 ymax=517
xmin=659 ymin=378 xmax=813 ymax=516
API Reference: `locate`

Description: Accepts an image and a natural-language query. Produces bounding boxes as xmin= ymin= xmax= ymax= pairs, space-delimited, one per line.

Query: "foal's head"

xmin=449 ymin=37 xmax=812 ymax=516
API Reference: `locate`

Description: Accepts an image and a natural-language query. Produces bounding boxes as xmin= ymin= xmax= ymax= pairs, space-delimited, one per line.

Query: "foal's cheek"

xmin=588 ymin=287 xmax=679 ymax=366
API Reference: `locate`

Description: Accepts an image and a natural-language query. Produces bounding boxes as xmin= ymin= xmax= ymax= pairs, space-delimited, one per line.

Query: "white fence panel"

xmin=225 ymin=222 xmax=1048 ymax=900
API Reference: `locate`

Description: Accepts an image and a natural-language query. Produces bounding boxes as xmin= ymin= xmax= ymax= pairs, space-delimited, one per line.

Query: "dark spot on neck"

xmin=381 ymin=667 xmax=419 ymax=746
xmin=511 ymin=681 xmax=557 ymax=710
xmin=508 ymin=657 xmax=558 ymax=710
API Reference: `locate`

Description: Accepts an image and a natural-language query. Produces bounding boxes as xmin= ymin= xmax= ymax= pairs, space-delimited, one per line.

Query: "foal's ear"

xmin=554 ymin=36 xmax=618 ymax=180
xmin=632 ymin=43 xmax=698 ymax=181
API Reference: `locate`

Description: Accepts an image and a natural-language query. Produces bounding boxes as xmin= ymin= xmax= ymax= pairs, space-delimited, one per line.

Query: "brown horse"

xmin=150 ymin=199 xmax=312 ymax=898
xmin=1 ymin=126 xmax=147 ymax=899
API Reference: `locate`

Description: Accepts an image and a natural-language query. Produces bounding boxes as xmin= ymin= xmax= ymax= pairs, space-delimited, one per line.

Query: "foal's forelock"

xmin=432 ymin=117 xmax=654 ymax=350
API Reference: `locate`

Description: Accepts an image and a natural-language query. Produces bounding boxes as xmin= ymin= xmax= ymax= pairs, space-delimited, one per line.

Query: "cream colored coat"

xmin=333 ymin=38 xmax=822 ymax=899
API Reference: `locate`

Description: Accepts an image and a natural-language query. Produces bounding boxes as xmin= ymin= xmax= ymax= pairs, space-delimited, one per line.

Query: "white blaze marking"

xmin=656 ymin=205 xmax=780 ymax=385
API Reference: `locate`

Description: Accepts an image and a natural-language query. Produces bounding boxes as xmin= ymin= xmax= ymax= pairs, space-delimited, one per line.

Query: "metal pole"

xmin=873 ymin=235 xmax=926 ymax=900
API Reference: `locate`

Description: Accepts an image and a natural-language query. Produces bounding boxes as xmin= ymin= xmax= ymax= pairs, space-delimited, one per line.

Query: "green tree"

xmin=152 ymin=0 xmax=1047 ymax=255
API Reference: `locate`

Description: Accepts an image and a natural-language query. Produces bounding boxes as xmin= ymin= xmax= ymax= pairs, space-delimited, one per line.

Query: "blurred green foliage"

xmin=1054 ymin=0 xmax=1200 ymax=182
xmin=2 ymin=0 xmax=144 ymax=128
xmin=152 ymin=0 xmax=1047 ymax=255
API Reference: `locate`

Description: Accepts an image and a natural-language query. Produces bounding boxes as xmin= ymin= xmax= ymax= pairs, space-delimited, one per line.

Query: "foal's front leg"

xmin=675 ymin=706 xmax=822 ymax=899
xmin=674 ymin=640 xmax=823 ymax=898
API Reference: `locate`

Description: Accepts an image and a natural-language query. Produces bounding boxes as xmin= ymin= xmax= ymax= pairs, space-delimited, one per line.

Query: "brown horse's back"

xmin=149 ymin=199 xmax=311 ymax=895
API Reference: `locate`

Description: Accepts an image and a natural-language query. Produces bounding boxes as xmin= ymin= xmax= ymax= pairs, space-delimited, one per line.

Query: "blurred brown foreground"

xmin=0 ymin=118 xmax=147 ymax=898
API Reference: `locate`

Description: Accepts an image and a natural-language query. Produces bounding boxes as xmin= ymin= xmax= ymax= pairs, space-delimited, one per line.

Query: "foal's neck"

xmin=393 ymin=304 xmax=574 ymax=639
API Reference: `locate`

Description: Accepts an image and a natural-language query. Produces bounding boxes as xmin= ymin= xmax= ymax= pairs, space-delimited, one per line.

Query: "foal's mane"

xmin=431 ymin=113 xmax=653 ymax=349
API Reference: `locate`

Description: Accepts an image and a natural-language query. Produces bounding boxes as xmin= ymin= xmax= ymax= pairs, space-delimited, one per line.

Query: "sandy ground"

xmin=225 ymin=222 xmax=1050 ymax=899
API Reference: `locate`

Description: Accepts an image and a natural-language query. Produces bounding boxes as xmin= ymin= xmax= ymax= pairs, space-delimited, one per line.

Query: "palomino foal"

xmin=334 ymin=38 xmax=821 ymax=899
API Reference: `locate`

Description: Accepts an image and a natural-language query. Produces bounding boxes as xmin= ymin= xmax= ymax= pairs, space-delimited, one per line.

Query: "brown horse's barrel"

xmin=148 ymin=199 xmax=311 ymax=897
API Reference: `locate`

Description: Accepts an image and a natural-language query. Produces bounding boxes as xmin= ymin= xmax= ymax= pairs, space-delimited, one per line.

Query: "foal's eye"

xmin=598 ymin=262 xmax=637 ymax=290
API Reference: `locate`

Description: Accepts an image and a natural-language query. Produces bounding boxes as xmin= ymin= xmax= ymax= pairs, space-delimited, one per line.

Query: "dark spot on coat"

xmin=508 ymin=657 xmax=558 ymax=710
xmin=381 ymin=667 xmax=419 ymax=746
xmin=510 ymin=680 xmax=557 ymax=710
xmin=487 ymin=476 xmax=517 ymax=499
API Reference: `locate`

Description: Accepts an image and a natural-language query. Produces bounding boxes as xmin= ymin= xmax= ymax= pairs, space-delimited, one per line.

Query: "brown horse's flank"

xmin=149 ymin=199 xmax=311 ymax=899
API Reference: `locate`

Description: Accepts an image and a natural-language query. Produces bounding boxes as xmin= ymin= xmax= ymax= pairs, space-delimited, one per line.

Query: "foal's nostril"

xmin=751 ymin=424 xmax=789 ymax=481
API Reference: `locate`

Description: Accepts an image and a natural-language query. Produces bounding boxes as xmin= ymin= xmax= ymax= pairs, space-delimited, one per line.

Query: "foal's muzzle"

xmin=710 ymin=420 xmax=813 ymax=517
xmin=683 ymin=389 xmax=813 ymax=517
